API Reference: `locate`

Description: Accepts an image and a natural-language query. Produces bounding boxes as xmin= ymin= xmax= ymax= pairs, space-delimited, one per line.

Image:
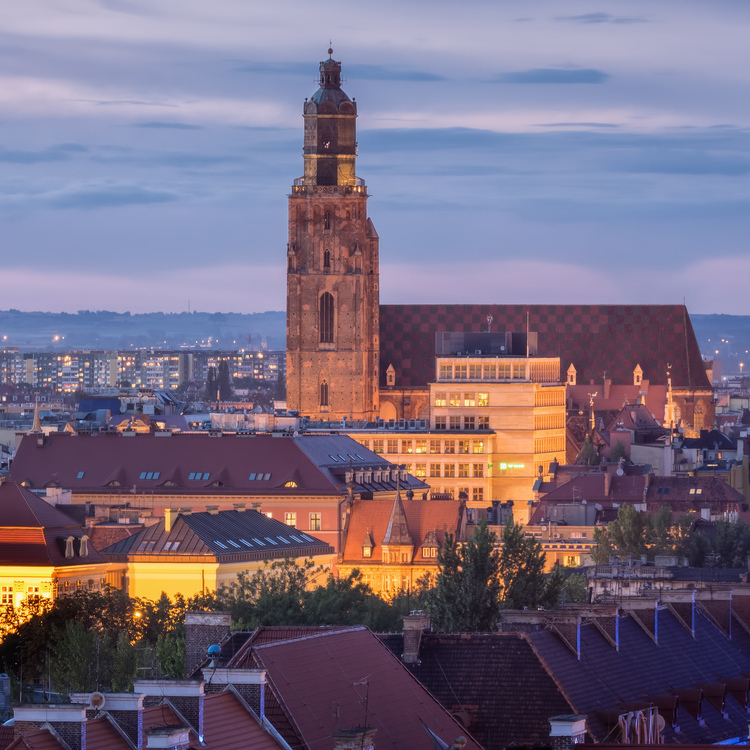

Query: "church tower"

xmin=286 ymin=51 xmax=380 ymax=420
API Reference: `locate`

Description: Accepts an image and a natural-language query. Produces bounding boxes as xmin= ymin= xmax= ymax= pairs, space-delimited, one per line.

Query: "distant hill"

xmin=0 ymin=311 xmax=747 ymax=369
xmin=0 ymin=310 xmax=286 ymax=352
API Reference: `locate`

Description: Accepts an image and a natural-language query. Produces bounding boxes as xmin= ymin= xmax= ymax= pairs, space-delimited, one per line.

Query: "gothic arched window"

xmin=320 ymin=380 xmax=329 ymax=407
xmin=323 ymin=250 xmax=331 ymax=272
xmin=320 ymin=292 xmax=334 ymax=343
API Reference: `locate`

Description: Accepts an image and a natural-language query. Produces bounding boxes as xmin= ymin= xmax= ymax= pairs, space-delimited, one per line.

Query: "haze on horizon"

xmin=2 ymin=1 xmax=749 ymax=315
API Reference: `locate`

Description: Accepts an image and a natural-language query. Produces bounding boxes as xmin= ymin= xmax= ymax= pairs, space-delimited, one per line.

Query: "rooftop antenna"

xmin=486 ymin=314 xmax=493 ymax=333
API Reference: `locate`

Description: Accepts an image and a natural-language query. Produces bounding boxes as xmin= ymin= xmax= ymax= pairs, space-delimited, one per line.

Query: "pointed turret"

xmin=382 ymin=492 xmax=412 ymax=546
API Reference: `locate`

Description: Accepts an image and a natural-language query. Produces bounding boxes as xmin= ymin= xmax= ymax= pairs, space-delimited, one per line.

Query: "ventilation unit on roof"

xmin=475 ymin=349 xmax=482 ymax=355
xmin=408 ymin=419 xmax=416 ymax=429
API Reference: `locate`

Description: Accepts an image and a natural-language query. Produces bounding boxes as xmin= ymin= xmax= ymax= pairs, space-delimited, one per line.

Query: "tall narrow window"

xmin=320 ymin=380 xmax=329 ymax=407
xmin=320 ymin=292 xmax=334 ymax=343
xmin=324 ymin=210 xmax=331 ymax=230
xmin=323 ymin=250 xmax=331 ymax=272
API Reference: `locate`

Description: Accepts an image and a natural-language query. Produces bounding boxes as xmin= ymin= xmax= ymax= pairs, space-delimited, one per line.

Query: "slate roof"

xmin=683 ymin=429 xmax=737 ymax=451
xmin=101 ymin=509 xmax=333 ymax=561
xmin=8 ymin=432 xmax=427 ymax=497
xmin=342 ymin=498 xmax=461 ymax=564
xmin=379 ymin=303 xmax=709 ymax=390
xmin=526 ymin=607 xmax=750 ymax=744
xmin=0 ymin=482 xmax=106 ymax=567
xmin=384 ymin=632 xmax=573 ymax=750
xmin=203 ymin=689 xmax=285 ymax=750
xmin=228 ymin=626 xmax=482 ymax=750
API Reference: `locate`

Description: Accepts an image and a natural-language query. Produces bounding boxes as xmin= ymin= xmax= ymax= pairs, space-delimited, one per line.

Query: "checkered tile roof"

xmin=379 ymin=304 xmax=709 ymax=390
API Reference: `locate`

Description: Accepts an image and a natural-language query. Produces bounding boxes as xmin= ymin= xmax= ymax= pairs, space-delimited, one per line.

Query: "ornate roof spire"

xmin=382 ymin=491 xmax=412 ymax=546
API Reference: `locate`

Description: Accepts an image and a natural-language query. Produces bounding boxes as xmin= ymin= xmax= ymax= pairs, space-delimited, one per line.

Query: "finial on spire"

xmin=328 ymin=41 xmax=333 ymax=58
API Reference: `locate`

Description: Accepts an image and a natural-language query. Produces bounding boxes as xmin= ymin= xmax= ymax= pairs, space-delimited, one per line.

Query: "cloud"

xmin=133 ymin=121 xmax=203 ymax=130
xmin=234 ymin=60 xmax=444 ymax=82
xmin=556 ymin=12 xmax=648 ymax=24
xmin=47 ymin=184 xmax=178 ymax=209
xmin=0 ymin=143 xmax=88 ymax=164
xmin=494 ymin=68 xmax=611 ymax=84
xmin=0 ymin=264 xmax=284 ymax=314
xmin=534 ymin=122 xmax=619 ymax=129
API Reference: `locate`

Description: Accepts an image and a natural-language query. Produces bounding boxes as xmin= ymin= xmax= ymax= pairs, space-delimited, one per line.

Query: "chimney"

xmin=165 ymin=508 xmax=179 ymax=533
xmin=205 ymin=505 xmax=219 ymax=515
xmin=334 ymin=727 xmax=377 ymax=750
xmin=133 ymin=680 xmax=204 ymax=740
xmin=69 ymin=692 xmax=145 ymax=748
xmin=549 ymin=714 xmax=587 ymax=750
xmin=402 ymin=612 xmax=431 ymax=664
xmin=13 ymin=705 xmax=87 ymax=750
xmin=201 ymin=667 xmax=266 ymax=718
xmin=233 ymin=503 xmax=246 ymax=512
xmin=603 ymin=472 xmax=611 ymax=497
xmin=145 ymin=726 xmax=191 ymax=750
xmin=184 ymin=611 xmax=231 ymax=676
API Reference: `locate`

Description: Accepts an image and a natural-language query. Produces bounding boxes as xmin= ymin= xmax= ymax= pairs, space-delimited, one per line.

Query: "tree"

xmin=578 ymin=437 xmax=600 ymax=466
xmin=647 ymin=505 xmax=674 ymax=556
xmin=608 ymin=440 xmax=628 ymax=464
xmin=590 ymin=526 xmax=613 ymax=565
xmin=217 ymin=361 xmax=233 ymax=401
xmin=205 ymin=367 xmax=217 ymax=400
xmin=430 ymin=520 xmax=501 ymax=631
xmin=560 ymin=573 xmax=588 ymax=604
xmin=498 ymin=520 xmax=548 ymax=610
xmin=608 ymin=505 xmax=646 ymax=559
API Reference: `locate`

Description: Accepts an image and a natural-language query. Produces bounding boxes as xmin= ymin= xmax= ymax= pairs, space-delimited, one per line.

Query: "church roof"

xmin=379 ymin=303 xmax=710 ymax=390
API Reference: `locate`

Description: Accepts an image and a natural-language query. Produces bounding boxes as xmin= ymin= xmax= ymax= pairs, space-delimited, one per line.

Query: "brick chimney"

xmin=402 ymin=612 xmax=431 ymax=664
xmin=69 ymin=692 xmax=144 ymax=748
xmin=334 ymin=727 xmax=377 ymax=750
xmin=184 ymin=611 xmax=231 ymax=676
xmin=549 ymin=714 xmax=587 ymax=750
xmin=201 ymin=668 xmax=266 ymax=718
xmin=13 ymin=705 xmax=87 ymax=750
xmin=133 ymin=680 xmax=204 ymax=740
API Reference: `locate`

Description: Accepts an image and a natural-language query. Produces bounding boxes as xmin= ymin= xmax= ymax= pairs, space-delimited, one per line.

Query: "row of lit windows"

xmin=533 ymin=437 xmax=566 ymax=454
xmin=360 ymin=438 xmax=486 ymax=455
xmin=284 ymin=512 xmax=322 ymax=531
xmin=438 ymin=362 xmax=526 ymax=381
xmin=534 ymin=414 xmax=566 ymax=430
xmin=434 ymin=392 xmax=490 ymax=407
xmin=534 ymin=389 xmax=566 ymax=407
xmin=434 ymin=416 xmax=489 ymax=431
xmin=409 ymin=463 xmax=485 ymax=478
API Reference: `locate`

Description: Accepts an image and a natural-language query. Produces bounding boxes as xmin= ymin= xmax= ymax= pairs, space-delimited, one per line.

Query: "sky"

xmin=2 ymin=0 xmax=750 ymax=314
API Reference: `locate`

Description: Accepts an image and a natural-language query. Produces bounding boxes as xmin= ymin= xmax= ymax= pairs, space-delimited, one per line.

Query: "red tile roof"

xmin=142 ymin=703 xmax=202 ymax=749
xmin=8 ymin=433 xmax=426 ymax=498
xmin=84 ymin=716 xmax=134 ymax=750
xmin=203 ymin=689 xmax=285 ymax=750
xmin=380 ymin=303 xmax=709 ymax=390
xmin=0 ymin=482 xmax=106 ymax=567
xmin=342 ymin=498 xmax=461 ymax=563
xmin=248 ymin=627 xmax=482 ymax=750
xmin=5 ymin=730 xmax=64 ymax=750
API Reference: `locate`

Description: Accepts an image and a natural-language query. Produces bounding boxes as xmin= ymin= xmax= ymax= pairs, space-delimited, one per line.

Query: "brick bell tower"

xmin=286 ymin=50 xmax=380 ymax=421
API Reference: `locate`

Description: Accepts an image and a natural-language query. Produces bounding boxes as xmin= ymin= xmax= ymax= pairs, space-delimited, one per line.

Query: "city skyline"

xmin=3 ymin=0 xmax=750 ymax=314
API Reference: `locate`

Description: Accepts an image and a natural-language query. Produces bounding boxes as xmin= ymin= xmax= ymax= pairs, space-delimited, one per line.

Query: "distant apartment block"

xmin=0 ymin=348 xmax=283 ymax=393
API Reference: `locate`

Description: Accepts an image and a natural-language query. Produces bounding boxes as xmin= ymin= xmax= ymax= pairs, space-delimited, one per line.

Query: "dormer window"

xmin=79 ymin=536 xmax=89 ymax=558
xmin=363 ymin=544 xmax=372 ymax=557
xmin=65 ymin=536 xmax=75 ymax=558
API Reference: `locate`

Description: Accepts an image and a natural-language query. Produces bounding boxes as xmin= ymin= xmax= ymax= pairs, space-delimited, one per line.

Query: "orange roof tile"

xmin=203 ymin=689 xmax=284 ymax=750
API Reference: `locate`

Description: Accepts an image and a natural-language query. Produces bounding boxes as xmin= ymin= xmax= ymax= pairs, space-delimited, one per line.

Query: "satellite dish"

xmin=89 ymin=692 xmax=106 ymax=710
xmin=657 ymin=714 xmax=666 ymax=733
xmin=617 ymin=467 xmax=624 ymax=477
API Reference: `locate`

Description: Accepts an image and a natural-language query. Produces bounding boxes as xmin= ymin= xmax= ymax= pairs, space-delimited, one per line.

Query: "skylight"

xmin=76 ymin=471 xmax=85 ymax=479
xmin=227 ymin=540 xmax=240 ymax=548
xmin=188 ymin=472 xmax=210 ymax=480
xmin=214 ymin=540 xmax=228 ymax=549
xmin=265 ymin=537 xmax=278 ymax=546
xmin=301 ymin=534 xmax=314 ymax=542
xmin=252 ymin=538 xmax=266 ymax=546
xmin=139 ymin=471 xmax=160 ymax=480
xmin=239 ymin=538 xmax=254 ymax=547
xmin=278 ymin=537 xmax=291 ymax=544
xmin=289 ymin=535 xmax=303 ymax=543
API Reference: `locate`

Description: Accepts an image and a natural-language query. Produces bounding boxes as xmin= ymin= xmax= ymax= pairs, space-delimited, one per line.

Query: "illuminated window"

xmin=473 ymin=463 xmax=484 ymax=478
xmin=449 ymin=393 xmax=461 ymax=407
xmin=434 ymin=393 xmax=446 ymax=407
xmin=458 ymin=440 xmax=470 ymax=454
xmin=319 ymin=293 xmax=335 ymax=343
xmin=464 ymin=393 xmax=475 ymax=407
xmin=1 ymin=586 xmax=13 ymax=606
xmin=363 ymin=545 xmax=372 ymax=557
xmin=401 ymin=440 xmax=413 ymax=454
xmin=458 ymin=464 xmax=469 ymax=478
xmin=373 ymin=439 xmax=384 ymax=454
xmin=309 ymin=512 xmax=321 ymax=531
xmin=415 ymin=463 xmax=427 ymax=477
xmin=478 ymin=392 xmax=489 ymax=407
xmin=472 ymin=441 xmax=485 ymax=454
xmin=285 ymin=512 xmax=297 ymax=527
xmin=284 ymin=481 xmax=298 ymax=488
